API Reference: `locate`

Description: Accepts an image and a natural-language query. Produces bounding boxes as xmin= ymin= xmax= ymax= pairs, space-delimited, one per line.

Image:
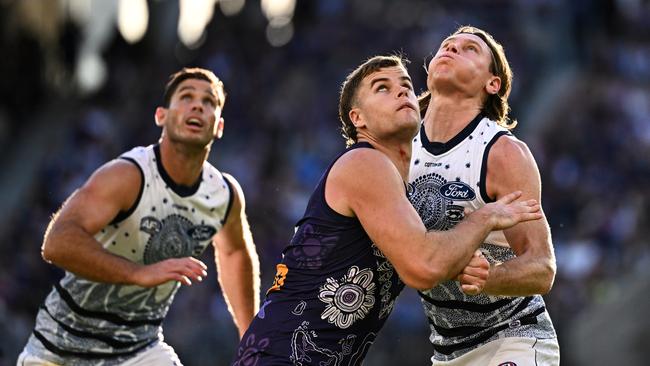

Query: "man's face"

xmin=351 ymin=66 xmax=420 ymax=142
xmin=427 ymin=33 xmax=496 ymax=95
xmin=156 ymin=78 xmax=223 ymax=148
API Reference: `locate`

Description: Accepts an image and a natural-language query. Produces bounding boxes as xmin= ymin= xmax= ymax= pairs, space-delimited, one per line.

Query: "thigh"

xmin=488 ymin=337 xmax=559 ymax=366
xmin=16 ymin=350 xmax=61 ymax=366
xmin=122 ymin=341 xmax=184 ymax=366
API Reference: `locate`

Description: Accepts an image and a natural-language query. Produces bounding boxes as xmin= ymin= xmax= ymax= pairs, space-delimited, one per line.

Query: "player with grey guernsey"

xmin=18 ymin=68 xmax=260 ymax=365
xmin=409 ymin=26 xmax=559 ymax=365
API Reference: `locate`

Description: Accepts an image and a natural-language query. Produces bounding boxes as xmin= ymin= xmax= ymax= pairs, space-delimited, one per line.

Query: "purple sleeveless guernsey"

xmin=232 ymin=142 xmax=405 ymax=366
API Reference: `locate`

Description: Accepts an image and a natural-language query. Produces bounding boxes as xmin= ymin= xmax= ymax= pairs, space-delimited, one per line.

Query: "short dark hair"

xmin=162 ymin=67 xmax=226 ymax=108
xmin=419 ymin=26 xmax=516 ymax=129
xmin=338 ymin=55 xmax=409 ymax=147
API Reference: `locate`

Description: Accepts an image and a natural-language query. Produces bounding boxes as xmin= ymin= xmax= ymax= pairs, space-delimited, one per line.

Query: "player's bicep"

xmin=353 ymin=182 xmax=423 ymax=252
xmin=487 ymin=136 xmax=541 ymax=201
xmin=487 ymin=137 xmax=550 ymax=256
xmin=329 ymin=151 xmax=425 ymax=263
xmin=55 ymin=160 xmax=142 ymax=235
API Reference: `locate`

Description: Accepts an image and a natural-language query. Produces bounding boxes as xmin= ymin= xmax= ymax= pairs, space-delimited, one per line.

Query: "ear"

xmin=349 ymin=107 xmax=366 ymax=129
xmin=485 ymin=76 xmax=501 ymax=96
xmin=215 ymin=117 xmax=224 ymax=139
xmin=154 ymin=107 xmax=167 ymax=127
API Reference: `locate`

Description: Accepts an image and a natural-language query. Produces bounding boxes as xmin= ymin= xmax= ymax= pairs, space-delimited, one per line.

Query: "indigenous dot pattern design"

xmin=409 ymin=118 xmax=557 ymax=361
xmin=27 ymin=145 xmax=232 ymax=364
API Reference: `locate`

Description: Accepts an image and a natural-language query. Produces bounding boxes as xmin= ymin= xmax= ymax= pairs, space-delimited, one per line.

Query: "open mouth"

xmin=185 ymin=118 xmax=203 ymax=129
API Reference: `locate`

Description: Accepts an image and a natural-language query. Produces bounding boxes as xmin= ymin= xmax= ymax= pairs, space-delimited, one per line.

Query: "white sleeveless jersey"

xmin=408 ymin=115 xmax=556 ymax=361
xmin=26 ymin=144 xmax=233 ymax=365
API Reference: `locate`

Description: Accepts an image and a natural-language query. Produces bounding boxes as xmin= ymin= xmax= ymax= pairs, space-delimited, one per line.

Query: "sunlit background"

xmin=0 ymin=0 xmax=649 ymax=365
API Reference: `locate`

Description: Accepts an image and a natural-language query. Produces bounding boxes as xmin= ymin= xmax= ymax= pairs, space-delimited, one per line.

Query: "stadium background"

xmin=0 ymin=0 xmax=648 ymax=365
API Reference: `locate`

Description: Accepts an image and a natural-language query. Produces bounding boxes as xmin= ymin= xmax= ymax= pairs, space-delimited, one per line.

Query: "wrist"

xmin=123 ymin=262 xmax=143 ymax=285
xmin=470 ymin=206 xmax=497 ymax=231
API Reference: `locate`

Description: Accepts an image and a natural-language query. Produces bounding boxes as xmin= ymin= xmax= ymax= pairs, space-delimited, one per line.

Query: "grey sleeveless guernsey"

xmin=25 ymin=144 xmax=233 ymax=365
xmin=408 ymin=115 xmax=556 ymax=361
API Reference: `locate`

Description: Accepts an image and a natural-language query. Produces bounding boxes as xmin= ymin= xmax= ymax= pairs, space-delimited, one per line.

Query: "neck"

xmin=357 ymin=137 xmax=412 ymax=182
xmin=422 ymin=92 xmax=482 ymax=143
xmin=158 ymin=138 xmax=210 ymax=186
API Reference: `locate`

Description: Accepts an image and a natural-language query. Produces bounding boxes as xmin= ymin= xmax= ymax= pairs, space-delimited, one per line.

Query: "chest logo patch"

xmin=140 ymin=214 xmax=215 ymax=264
xmin=439 ymin=182 xmax=476 ymax=201
xmin=409 ymin=173 xmax=466 ymax=231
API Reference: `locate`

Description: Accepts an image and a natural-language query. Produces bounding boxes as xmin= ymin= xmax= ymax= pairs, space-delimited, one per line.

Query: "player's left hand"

xmin=457 ymin=250 xmax=489 ymax=295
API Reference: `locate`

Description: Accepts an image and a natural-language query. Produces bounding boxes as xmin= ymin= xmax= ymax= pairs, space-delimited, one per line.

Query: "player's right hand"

xmin=484 ymin=191 xmax=542 ymax=230
xmin=130 ymin=257 xmax=208 ymax=287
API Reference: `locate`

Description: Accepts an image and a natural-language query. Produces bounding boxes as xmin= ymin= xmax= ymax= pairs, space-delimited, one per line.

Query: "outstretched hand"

xmin=131 ymin=257 xmax=208 ymax=287
xmin=484 ymin=191 xmax=542 ymax=230
xmin=457 ymin=250 xmax=490 ymax=295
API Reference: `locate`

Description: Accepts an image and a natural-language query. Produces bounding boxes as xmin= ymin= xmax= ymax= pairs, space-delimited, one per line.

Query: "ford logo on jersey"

xmin=439 ymin=182 xmax=476 ymax=201
xmin=188 ymin=225 xmax=217 ymax=241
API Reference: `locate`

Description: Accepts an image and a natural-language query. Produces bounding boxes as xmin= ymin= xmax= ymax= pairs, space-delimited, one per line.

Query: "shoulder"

xmin=115 ymin=146 xmax=153 ymax=180
xmin=486 ymin=134 xmax=541 ymax=197
xmin=221 ymin=173 xmax=243 ymax=195
xmin=83 ymin=160 xmax=143 ymax=201
xmin=332 ymin=147 xmax=395 ymax=176
xmin=326 ymin=146 xmax=408 ymax=218
xmin=221 ymin=172 xmax=246 ymax=207
xmin=120 ymin=145 xmax=152 ymax=163
xmin=89 ymin=158 xmax=143 ymax=185
xmin=489 ymin=134 xmax=535 ymax=169
xmin=329 ymin=146 xmax=403 ymax=198
xmin=72 ymin=158 xmax=143 ymax=211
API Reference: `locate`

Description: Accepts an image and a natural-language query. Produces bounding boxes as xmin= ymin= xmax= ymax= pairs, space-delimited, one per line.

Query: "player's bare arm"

xmin=212 ymin=173 xmax=260 ymax=338
xmin=41 ymin=159 xmax=207 ymax=287
xmin=481 ymin=135 xmax=556 ymax=296
xmin=326 ymin=147 xmax=542 ymax=290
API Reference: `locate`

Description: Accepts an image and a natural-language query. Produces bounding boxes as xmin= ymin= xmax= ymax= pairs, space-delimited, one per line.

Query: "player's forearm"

xmin=42 ymin=221 xmax=139 ymax=284
xmin=425 ymin=210 xmax=494 ymax=281
xmin=217 ymin=248 xmax=260 ymax=337
xmin=482 ymin=257 xmax=555 ymax=296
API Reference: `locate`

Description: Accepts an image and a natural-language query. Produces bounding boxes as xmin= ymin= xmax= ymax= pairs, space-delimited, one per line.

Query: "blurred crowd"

xmin=0 ymin=0 xmax=648 ymax=365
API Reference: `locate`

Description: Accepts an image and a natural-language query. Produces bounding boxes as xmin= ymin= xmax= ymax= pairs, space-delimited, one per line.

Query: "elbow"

xmin=41 ymin=238 xmax=57 ymax=263
xmin=538 ymin=261 xmax=557 ymax=295
xmin=41 ymin=219 xmax=62 ymax=263
xmin=398 ymin=262 xmax=447 ymax=291
xmin=41 ymin=227 xmax=64 ymax=264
